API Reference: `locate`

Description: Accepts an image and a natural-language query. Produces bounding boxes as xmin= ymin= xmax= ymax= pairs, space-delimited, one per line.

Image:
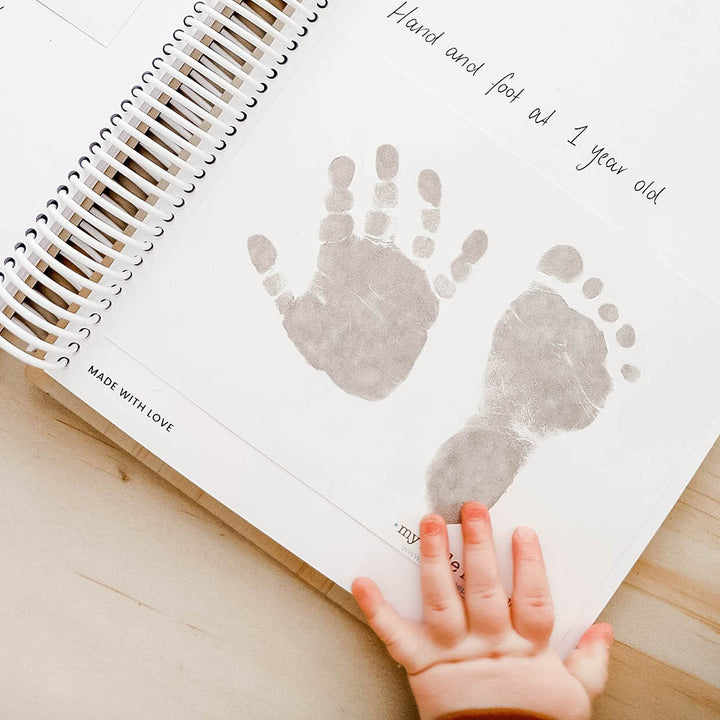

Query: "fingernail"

xmin=351 ymin=579 xmax=369 ymax=604
xmin=462 ymin=502 xmax=488 ymax=521
xmin=580 ymin=622 xmax=614 ymax=649
xmin=421 ymin=516 xmax=443 ymax=535
xmin=515 ymin=526 xmax=536 ymax=542
xmin=595 ymin=623 xmax=614 ymax=647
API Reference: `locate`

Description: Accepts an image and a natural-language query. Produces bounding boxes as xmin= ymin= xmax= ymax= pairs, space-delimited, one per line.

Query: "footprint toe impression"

xmin=247 ymin=145 xmax=489 ymax=401
xmin=537 ymin=244 xmax=584 ymax=283
xmin=427 ymin=244 xmax=640 ymax=522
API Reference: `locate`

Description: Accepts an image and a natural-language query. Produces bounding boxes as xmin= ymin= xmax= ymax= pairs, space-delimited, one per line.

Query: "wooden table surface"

xmin=1 ymin=351 xmax=718 ymax=719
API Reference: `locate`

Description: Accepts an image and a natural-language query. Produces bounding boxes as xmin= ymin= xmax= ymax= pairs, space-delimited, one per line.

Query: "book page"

xmin=344 ymin=1 xmax=720 ymax=301
xmin=101 ymin=14 xmax=720 ymax=653
xmin=36 ymin=0 xmax=145 ymax=46
xmin=0 ymin=0 xmax=180 ymax=252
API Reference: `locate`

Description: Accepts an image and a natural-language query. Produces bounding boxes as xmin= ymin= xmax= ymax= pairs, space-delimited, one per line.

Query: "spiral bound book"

xmin=3 ymin=0 xmax=720 ymax=655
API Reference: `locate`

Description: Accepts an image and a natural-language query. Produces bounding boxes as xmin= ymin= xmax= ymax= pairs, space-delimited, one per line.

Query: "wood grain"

xmin=0 ymin=354 xmax=716 ymax=718
xmin=1 ymin=355 xmax=415 ymax=719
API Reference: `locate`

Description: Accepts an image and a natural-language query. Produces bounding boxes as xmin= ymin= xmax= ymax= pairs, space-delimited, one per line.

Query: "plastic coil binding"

xmin=0 ymin=0 xmax=327 ymax=370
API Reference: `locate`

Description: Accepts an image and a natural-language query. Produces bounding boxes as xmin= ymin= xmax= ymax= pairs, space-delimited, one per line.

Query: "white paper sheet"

xmin=3 ymin=0 xmax=717 ymax=658
xmin=36 ymin=0 xmax=145 ymax=46
xmin=103 ymin=22 xmax=720 ymax=650
xmin=0 ymin=0 xmax=181 ymax=250
xmin=343 ymin=1 xmax=720 ymax=301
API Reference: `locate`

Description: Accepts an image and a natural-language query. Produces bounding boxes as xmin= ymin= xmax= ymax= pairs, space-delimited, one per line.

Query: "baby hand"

xmin=352 ymin=503 xmax=612 ymax=720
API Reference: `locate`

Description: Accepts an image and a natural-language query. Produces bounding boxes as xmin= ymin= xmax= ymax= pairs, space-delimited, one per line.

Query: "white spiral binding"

xmin=0 ymin=0 xmax=327 ymax=370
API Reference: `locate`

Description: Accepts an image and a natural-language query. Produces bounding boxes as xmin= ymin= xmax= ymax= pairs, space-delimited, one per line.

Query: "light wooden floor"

xmin=1 ymin=352 xmax=718 ymax=719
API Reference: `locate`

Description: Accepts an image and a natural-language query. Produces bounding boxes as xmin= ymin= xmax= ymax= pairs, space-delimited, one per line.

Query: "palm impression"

xmin=247 ymin=144 xmax=488 ymax=401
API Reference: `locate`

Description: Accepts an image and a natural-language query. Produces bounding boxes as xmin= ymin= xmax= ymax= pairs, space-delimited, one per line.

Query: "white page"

xmin=4 ymin=0 xmax=717 ymax=657
xmin=101 ymin=19 xmax=720 ymax=652
xmin=0 ymin=0 xmax=182 ymax=252
xmin=344 ymin=1 xmax=720 ymax=300
xmin=37 ymin=0 xmax=145 ymax=46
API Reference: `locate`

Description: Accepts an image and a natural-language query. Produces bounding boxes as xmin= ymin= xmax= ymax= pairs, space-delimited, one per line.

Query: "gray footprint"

xmin=426 ymin=245 xmax=641 ymax=522
xmin=248 ymin=144 xmax=488 ymax=401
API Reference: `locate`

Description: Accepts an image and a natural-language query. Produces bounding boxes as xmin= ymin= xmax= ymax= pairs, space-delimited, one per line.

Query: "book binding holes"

xmin=0 ymin=0 xmax=327 ymax=370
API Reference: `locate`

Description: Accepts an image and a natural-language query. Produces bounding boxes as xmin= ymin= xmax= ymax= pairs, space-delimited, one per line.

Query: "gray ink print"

xmin=248 ymin=145 xmax=488 ymax=401
xmin=426 ymin=245 xmax=641 ymax=522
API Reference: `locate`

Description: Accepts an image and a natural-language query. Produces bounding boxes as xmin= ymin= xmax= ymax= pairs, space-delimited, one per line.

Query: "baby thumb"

xmin=564 ymin=623 xmax=613 ymax=700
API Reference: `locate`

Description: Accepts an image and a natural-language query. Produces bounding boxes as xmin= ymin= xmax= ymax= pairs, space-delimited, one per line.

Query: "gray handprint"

xmin=247 ymin=144 xmax=487 ymax=401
